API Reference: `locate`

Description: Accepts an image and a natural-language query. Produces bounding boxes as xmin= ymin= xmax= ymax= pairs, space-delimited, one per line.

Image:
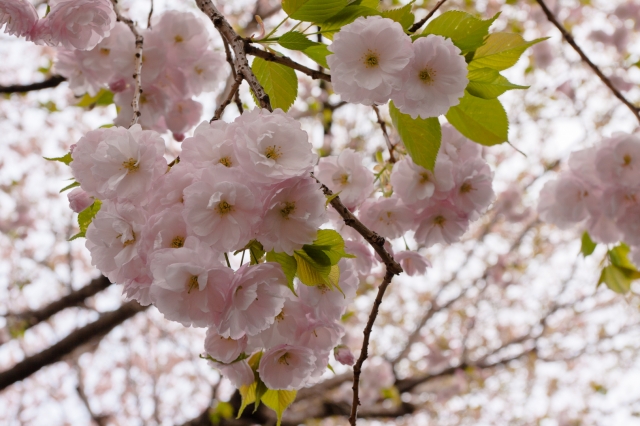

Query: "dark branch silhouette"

xmin=0 ymin=75 xmax=66 ymax=94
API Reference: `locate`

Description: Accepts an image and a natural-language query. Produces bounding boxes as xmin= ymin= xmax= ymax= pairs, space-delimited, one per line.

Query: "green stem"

xmin=263 ymin=15 xmax=289 ymax=40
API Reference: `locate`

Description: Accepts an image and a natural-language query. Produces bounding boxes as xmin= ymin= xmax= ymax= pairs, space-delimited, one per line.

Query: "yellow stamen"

xmin=278 ymin=352 xmax=291 ymax=365
xmin=280 ymin=201 xmax=296 ymax=218
xmin=217 ymin=201 xmax=233 ymax=215
xmin=363 ymin=50 xmax=379 ymax=68
xmin=218 ymin=156 xmax=232 ymax=167
xmin=122 ymin=158 xmax=139 ymax=173
xmin=171 ymin=236 xmax=185 ymax=248
xmin=187 ymin=275 xmax=199 ymax=294
xmin=265 ymin=145 xmax=282 ymax=160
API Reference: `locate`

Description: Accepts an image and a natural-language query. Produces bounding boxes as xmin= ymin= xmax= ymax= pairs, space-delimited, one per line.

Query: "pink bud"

xmin=109 ymin=78 xmax=127 ymax=93
xmin=67 ymin=188 xmax=93 ymax=213
xmin=334 ymin=345 xmax=355 ymax=366
xmin=172 ymin=133 xmax=185 ymax=142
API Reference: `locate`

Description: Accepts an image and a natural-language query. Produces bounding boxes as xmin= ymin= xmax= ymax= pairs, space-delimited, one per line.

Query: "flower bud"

xmin=334 ymin=345 xmax=355 ymax=366
xmin=67 ymin=188 xmax=92 ymax=213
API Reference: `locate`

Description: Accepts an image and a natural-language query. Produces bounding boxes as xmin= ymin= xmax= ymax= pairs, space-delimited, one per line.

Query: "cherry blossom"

xmin=204 ymin=329 xmax=248 ymax=364
xmin=67 ymin=188 xmax=93 ymax=213
xmin=394 ymin=251 xmax=431 ymax=276
xmin=258 ymin=344 xmax=317 ymax=390
xmin=327 ymin=16 xmax=413 ymax=105
xmin=0 ymin=0 xmax=38 ymax=38
xmin=315 ymin=148 xmax=374 ymax=210
xmin=358 ymin=197 xmax=414 ymax=240
xmin=414 ymin=201 xmax=469 ymax=247
xmin=334 ymin=345 xmax=355 ymax=366
xmin=390 ymin=156 xmax=454 ymax=206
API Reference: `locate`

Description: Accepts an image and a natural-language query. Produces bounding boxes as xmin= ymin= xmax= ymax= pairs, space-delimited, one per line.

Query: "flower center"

xmin=278 ymin=352 xmax=291 ymax=365
xmin=275 ymin=309 xmax=285 ymax=322
xmin=419 ymin=67 xmax=436 ymax=85
xmin=100 ymin=48 xmax=110 ymax=56
xmin=460 ymin=182 xmax=474 ymax=194
xmin=118 ymin=231 xmax=136 ymax=247
xmin=174 ymin=34 xmax=184 ymax=43
xmin=122 ymin=158 xmax=139 ymax=173
xmin=265 ymin=145 xmax=282 ymax=160
xmin=171 ymin=236 xmax=185 ymax=248
xmin=280 ymin=201 xmax=296 ymax=218
xmin=419 ymin=173 xmax=431 ymax=183
xmin=218 ymin=156 xmax=232 ymax=167
xmin=195 ymin=66 xmax=204 ymax=75
xmin=217 ymin=200 xmax=234 ymax=215
xmin=363 ymin=50 xmax=379 ymax=68
xmin=433 ymin=215 xmax=446 ymax=227
xmin=187 ymin=275 xmax=199 ymax=294
xmin=623 ymin=154 xmax=632 ymax=166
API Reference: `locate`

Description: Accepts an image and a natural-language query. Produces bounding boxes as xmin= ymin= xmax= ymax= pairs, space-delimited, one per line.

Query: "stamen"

xmin=122 ymin=158 xmax=139 ymax=173
xmin=171 ymin=236 xmax=185 ymax=248
xmin=265 ymin=145 xmax=282 ymax=160
xmin=280 ymin=201 xmax=296 ymax=218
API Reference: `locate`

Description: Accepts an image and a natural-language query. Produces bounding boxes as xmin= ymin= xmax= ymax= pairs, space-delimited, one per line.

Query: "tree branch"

xmin=534 ymin=0 xmax=640 ymax=123
xmin=0 ymin=301 xmax=147 ymax=391
xmin=110 ymin=0 xmax=144 ymax=127
xmin=408 ymin=0 xmax=448 ymax=33
xmin=372 ymin=105 xmax=396 ymax=163
xmin=196 ymin=0 xmax=271 ymax=110
xmin=0 ymin=75 xmax=66 ymax=94
xmin=3 ymin=275 xmax=112 ymax=346
xmin=245 ymin=44 xmax=332 ymax=82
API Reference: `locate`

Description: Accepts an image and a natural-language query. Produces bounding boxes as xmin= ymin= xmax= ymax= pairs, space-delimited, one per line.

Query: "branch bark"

xmin=0 ymin=301 xmax=147 ymax=391
xmin=245 ymin=44 xmax=332 ymax=82
xmin=0 ymin=75 xmax=66 ymax=94
xmin=535 ymin=0 xmax=640 ymax=123
xmin=408 ymin=0 xmax=448 ymax=33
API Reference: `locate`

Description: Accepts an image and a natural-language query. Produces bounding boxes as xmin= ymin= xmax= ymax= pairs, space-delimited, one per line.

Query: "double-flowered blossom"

xmin=0 ymin=0 xmax=38 ymax=38
xmin=315 ymin=148 xmax=374 ymax=210
xmin=538 ymin=132 xmax=640 ymax=253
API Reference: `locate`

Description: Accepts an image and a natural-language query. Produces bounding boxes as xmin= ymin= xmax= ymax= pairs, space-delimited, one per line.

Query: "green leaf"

xmin=310 ymin=229 xmax=355 ymax=263
xmin=389 ymin=101 xmax=442 ymax=171
xmin=261 ymin=389 xmax=297 ymax=426
xmin=469 ymin=33 xmax=546 ymax=71
xmin=598 ymin=265 xmax=634 ymax=294
xmin=254 ymin=377 xmax=268 ymax=413
xmin=278 ymin=31 xmax=331 ymax=68
xmin=266 ymin=251 xmax=298 ymax=295
xmin=608 ymin=243 xmax=640 ymax=271
xmin=99 ymin=123 xmax=115 ymax=128
xmin=445 ymin=91 xmax=508 ymax=146
xmin=76 ymin=88 xmax=114 ymax=108
xmin=283 ymin=0 xmax=349 ymax=22
xmin=209 ymin=401 xmax=234 ymax=424
xmin=580 ymin=232 xmax=597 ymax=257
xmin=44 ymin=152 xmax=73 ymax=166
xmin=251 ymin=57 xmax=298 ymax=112
xmin=315 ymin=5 xmax=380 ymax=39
xmin=381 ymin=4 xmax=414 ymax=30
xmin=59 ymin=181 xmax=80 ymax=193
xmin=69 ymin=200 xmax=101 ymax=241
xmin=301 ymin=245 xmax=333 ymax=267
xmin=237 ymin=382 xmax=257 ymax=418
xmin=466 ymin=67 xmax=528 ymax=99
xmin=351 ymin=0 xmax=380 ymax=8
xmin=423 ymin=11 xmax=499 ymax=53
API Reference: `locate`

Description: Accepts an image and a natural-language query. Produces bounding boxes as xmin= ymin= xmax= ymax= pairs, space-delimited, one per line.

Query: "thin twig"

xmin=372 ymin=105 xmax=396 ymax=163
xmin=408 ymin=0 xmax=448 ymax=33
xmin=212 ymin=74 xmax=243 ymax=121
xmin=147 ymin=0 xmax=154 ymax=28
xmin=535 ymin=0 xmax=640 ymax=123
xmin=110 ymin=0 xmax=144 ymax=127
xmin=218 ymin=38 xmax=244 ymax=117
xmin=0 ymin=75 xmax=66 ymax=94
xmin=245 ymin=44 xmax=332 ymax=82
xmin=196 ymin=0 xmax=271 ymax=110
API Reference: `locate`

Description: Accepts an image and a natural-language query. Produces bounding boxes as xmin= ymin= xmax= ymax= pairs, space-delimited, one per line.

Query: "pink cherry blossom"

xmin=334 ymin=345 xmax=355 ymax=366
xmin=67 ymin=188 xmax=93 ymax=213
xmin=344 ymin=240 xmax=376 ymax=276
xmin=298 ymin=259 xmax=358 ymax=321
xmin=217 ymin=263 xmax=289 ymax=339
xmin=209 ymin=359 xmax=254 ymax=388
xmin=390 ymin=156 xmax=454 ymax=206
xmin=233 ymin=109 xmax=317 ymax=183
xmin=149 ymin=237 xmax=230 ymax=328
xmin=440 ymin=124 xmax=482 ymax=162
xmin=147 ymin=162 xmax=196 ymax=212
xmin=182 ymin=168 xmax=262 ymax=252
xmin=0 ymin=0 xmax=38 ymax=38
xmin=139 ymin=204 xmax=189 ymax=261
xmin=204 ymin=329 xmax=248 ymax=364
xmin=596 ymin=133 xmax=640 ymax=187
xmin=258 ymin=344 xmax=317 ymax=390
xmin=146 ymin=10 xmax=208 ymax=64
xmin=258 ymin=177 xmax=326 ymax=255
xmin=358 ymin=197 xmax=414 ymax=240
xmin=165 ymin=99 xmax=203 ymax=136
xmin=34 ymin=0 xmax=116 ymax=50
xmin=392 ymin=35 xmax=468 ymax=118
xmin=414 ymin=201 xmax=469 ymax=247
xmin=69 ymin=128 xmax=108 ymax=197
xmin=181 ymin=121 xmax=238 ymax=169
xmin=327 ymin=16 xmax=413 ymax=105
xmin=254 ymin=298 xmax=312 ymax=349
xmin=122 ymin=273 xmax=153 ymax=307
xmin=451 ymin=159 xmax=495 ymax=217
xmin=537 ymin=174 xmax=590 ymax=228
xmin=315 ymin=148 xmax=374 ymax=210
xmin=395 ymin=251 xmax=431 ymax=276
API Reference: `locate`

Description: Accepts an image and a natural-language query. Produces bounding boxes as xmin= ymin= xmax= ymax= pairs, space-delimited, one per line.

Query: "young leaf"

xmin=282 ymin=0 xmax=349 ymax=22
xmin=278 ymin=31 xmax=331 ymax=68
xmin=261 ymin=389 xmax=297 ymax=426
xmin=315 ymin=5 xmax=380 ymax=39
xmin=381 ymin=4 xmax=414 ymax=30
xmin=445 ymin=92 xmax=508 ymax=146
xmin=580 ymin=232 xmax=597 ymax=257
xmin=466 ymin=67 xmax=528 ymax=99
xmin=302 ymin=44 xmax=331 ymax=68
xmin=76 ymin=88 xmax=114 ymax=108
xmin=251 ymin=57 xmax=298 ymax=111
xmin=69 ymin=200 xmax=102 ymax=240
xmin=59 ymin=181 xmax=81 ymax=193
xmin=389 ymin=101 xmax=442 ymax=171
xmin=422 ymin=11 xmax=499 ymax=53
xmin=608 ymin=243 xmax=640 ymax=271
xmin=237 ymin=382 xmax=257 ymax=418
xmin=44 ymin=152 xmax=73 ymax=165
xmin=469 ymin=33 xmax=546 ymax=71
xmin=598 ymin=265 xmax=634 ymax=294
xmin=265 ymin=251 xmax=298 ymax=294
xmin=253 ymin=376 xmax=268 ymax=413
xmin=294 ymin=250 xmax=331 ymax=286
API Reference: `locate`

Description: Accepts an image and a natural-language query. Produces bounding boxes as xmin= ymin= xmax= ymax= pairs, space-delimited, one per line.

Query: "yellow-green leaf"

xmin=69 ymin=199 xmax=101 ymax=241
xmin=445 ymin=91 xmax=508 ymax=146
xmin=283 ymin=0 xmax=349 ymax=22
xmin=423 ymin=11 xmax=499 ymax=53
xmin=44 ymin=152 xmax=73 ymax=165
xmin=237 ymin=382 xmax=257 ymax=418
xmin=76 ymin=88 xmax=114 ymax=108
xmin=251 ymin=57 xmax=298 ymax=111
xmin=315 ymin=5 xmax=380 ymax=39
xmin=266 ymin=251 xmax=298 ymax=294
xmin=466 ymin=67 xmax=528 ymax=99
xmin=381 ymin=4 xmax=414 ymax=30
xmin=469 ymin=33 xmax=546 ymax=71
xmin=389 ymin=101 xmax=441 ymax=171
xmin=580 ymin=232 xmax=597 ymax=257
xmin=261 ymin=389 xmax=297 ymax=426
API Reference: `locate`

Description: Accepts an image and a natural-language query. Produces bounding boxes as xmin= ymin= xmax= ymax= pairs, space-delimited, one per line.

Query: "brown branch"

xmin=0 ymin=75 xmax=66 ymax=94
xmin=110 ymin=0 xmax=144 ymax=127
xmin=372 ymin=105 xmax=396 ymax=163
xmin=535 ymin=0 xmax=640 ymax=123
xmin=245 ymin=44 xmax=332 ymax=82
xmin=196 ymin=0 xmax=271 ymax=110
xmin=408 ymin=0 xmax=448 ymax=33
xmin=212 ymin=75 xmax=244 ymax=121
xmin=3 ymin=275 xmax=112 ymax=345
xmin=0 ymin=301 xmax=147 ymax=391
xmin=147 ymin=0 xmax=154 ymax=29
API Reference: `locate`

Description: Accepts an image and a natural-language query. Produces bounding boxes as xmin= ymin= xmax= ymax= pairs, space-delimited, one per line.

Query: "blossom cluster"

xmin=68 ymin=108 xmax=361 ymax=391
xmin=0 ymin=0 xmax=116 ymax=50
xmin=327 ymin=16 xmax=469 ymax=119
xmin=318 ymin=124 xmax=494 ymax=270
xmin=538 ymin=132 xmax=640 ymax=264
xmin=56 ymin=11 xmax=225 ymax=140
